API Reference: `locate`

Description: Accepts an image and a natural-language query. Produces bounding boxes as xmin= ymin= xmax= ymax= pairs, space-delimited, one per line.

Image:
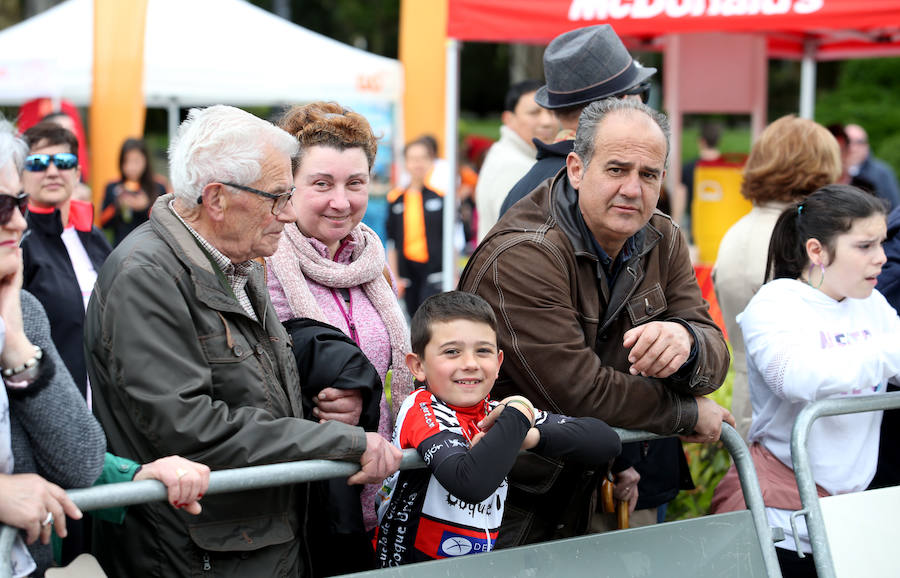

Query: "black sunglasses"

xmin=0 ymin=192 xmax=28 ymax=226
xmin=24 ymin=153 xmax=79 ymax=172
xmin=620 ymin=81 xmax=651 ymax=105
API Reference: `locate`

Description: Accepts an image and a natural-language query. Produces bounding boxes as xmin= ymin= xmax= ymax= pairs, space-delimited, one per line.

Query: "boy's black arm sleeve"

xmin=531 ymin=413 xmax=622 ymax=466
xmin=421 ymin=409 xmax=530 ymax=504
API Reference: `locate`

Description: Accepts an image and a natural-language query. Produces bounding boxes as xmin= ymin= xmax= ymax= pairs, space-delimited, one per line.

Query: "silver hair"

xmin=0 ymin=116 xmax=28 ymax=174
xmin=573 ymin=98 xmax=671 ymax=169
xmin=168 ymin=105 xmax=299 ymax=207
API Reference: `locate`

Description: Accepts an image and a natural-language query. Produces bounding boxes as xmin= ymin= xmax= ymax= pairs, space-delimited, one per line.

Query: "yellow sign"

xmin=691 ymin=155 xmax=751 ymax=264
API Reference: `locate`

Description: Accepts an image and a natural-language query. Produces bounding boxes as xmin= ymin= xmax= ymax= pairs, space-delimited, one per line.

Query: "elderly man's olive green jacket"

xmin=86 ymin=195 xmax=367 ymax=577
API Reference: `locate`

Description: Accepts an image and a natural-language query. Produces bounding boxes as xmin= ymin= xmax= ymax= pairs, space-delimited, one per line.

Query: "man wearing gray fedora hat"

xmin=498 ymin=24 xmax=655 ymax=218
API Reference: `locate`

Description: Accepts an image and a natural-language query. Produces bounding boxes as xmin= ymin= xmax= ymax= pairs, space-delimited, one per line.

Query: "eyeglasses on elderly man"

xmin=196 ymin=181 xmax=295 ymax=215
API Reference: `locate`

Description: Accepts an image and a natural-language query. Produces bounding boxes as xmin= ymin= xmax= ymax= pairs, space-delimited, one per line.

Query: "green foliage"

xmin=460 ymin=43 xmax=512 ymax=117
xmin=878 ymin=133 xmax=900 ymax=179
xmin=815 ymin=58 xmax=900 ymax=176
xmin=247 ymin=0 xmax=400 ymax=58
xmin=768 ymin=60 xmax=802 ymax=121
xmin=665 ymin=347 xmax=735 ymax=521
xmin=143 ymin=133 xmax=170 ymax=178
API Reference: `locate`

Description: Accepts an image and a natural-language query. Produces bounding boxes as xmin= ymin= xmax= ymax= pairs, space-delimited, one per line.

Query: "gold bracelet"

xmin=504 ymin=398 xmax=535 ymax=422
xmin=504 ymin=395 xmax=535 ymax=414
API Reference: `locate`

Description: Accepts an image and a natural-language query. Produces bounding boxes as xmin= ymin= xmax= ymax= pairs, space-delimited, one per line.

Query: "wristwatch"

xmin=2 ymin=345 xmax=43 ymax=389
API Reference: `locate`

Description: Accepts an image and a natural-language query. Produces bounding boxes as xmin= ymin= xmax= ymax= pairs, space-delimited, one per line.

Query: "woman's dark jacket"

xmin=283 ymin=317 xmax=382 ymax=536
xmin=22 ymin=208 xmax=111 ymax=399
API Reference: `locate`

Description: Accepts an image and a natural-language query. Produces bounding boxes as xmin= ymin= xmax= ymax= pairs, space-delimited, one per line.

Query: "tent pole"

xmin=664 ymin=35 xmax=681 ymax=205
xmin=799 ymin=38 xmax=816 ymax=119
xmin=442 ymin=39 xmax=459 ymax=292
xmin=167 ymin=100 xmax=180 ymax=144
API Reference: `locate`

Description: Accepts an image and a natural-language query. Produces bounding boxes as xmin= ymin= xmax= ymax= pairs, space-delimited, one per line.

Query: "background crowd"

xmin=0 ymin=19 xmax=898 ymax=578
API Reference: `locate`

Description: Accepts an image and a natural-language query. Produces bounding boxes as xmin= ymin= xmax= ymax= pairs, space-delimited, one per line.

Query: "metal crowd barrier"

xmin=348 ymin=424 xmax=782 ymax=578
xmin=1 ymin=424 xmax=780 ymax=578
xmin=616 ymin=424 xmax=781 ymax=577
xmin=790 ymin=390 xmax=900 ymax=578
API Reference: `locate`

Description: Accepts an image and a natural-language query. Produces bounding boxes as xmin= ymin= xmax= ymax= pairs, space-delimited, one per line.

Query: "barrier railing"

xmin=616 ymin=424 xmax=782 ymax=578
xmin=1 ymin=424 xmax=780 ymax=578
xmin=790 ymin=390 xmax=900 ymax=578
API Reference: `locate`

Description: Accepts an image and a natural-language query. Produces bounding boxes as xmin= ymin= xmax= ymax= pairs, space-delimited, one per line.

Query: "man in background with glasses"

xmin=20 ymin=123 xmax=111 ymax=408
xmin=85 ymin=105 xmax=401 ymax=577
xmin=498 ymin=24 xmax=656 ymax=219
xmin=845 ymin=123 xmax=900 ymax=210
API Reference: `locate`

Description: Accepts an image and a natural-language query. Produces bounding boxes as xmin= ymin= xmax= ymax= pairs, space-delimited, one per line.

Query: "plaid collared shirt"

xmin=169 ymin=199 xmax=259 ymax=322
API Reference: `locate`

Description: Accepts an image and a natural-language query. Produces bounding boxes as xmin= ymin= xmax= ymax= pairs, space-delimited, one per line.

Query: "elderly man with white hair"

xmin=85 ymin=105 xmax=402 ymax=577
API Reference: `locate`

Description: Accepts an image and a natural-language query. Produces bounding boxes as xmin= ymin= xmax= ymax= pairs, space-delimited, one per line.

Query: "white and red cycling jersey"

xmin=375 ymin=387 xmax=620 ymax=566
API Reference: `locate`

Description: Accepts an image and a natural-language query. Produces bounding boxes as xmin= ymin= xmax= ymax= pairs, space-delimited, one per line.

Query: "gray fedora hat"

xmin=535 ymin=24 xmax=656 ymax=110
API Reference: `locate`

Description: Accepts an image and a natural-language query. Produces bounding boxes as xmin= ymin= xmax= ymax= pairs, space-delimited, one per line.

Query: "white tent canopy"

xmin=0 ymin=0 xmax=403 ymax=107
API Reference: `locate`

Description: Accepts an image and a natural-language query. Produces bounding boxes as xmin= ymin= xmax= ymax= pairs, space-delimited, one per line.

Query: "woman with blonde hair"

xmin=266 ymin=102 xmax=413 ymax=575
xmin=713 ymin=115 xmax=842 ymax=440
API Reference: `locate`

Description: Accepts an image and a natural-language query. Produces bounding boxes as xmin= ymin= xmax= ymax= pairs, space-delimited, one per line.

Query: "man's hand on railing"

xmin=347 ymin=433 xmax=402 ymax=485
xmin=0 ymin=473 xmax=81 ymax=545
xmin=134 ymin=456 xmax=211 ymax=515
xmin=680 ymin=396 xmax=735 ymax=443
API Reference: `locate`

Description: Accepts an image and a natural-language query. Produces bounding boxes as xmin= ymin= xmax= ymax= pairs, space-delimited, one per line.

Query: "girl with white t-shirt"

xmin=712 ymin=184 xmax=899 ymax=578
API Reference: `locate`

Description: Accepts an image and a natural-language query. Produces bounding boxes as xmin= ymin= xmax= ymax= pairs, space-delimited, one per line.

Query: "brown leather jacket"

xmin=461 ymin=172 xmax=729 ymax=433
xmin=460 ymin=171 xmax=730 ymax=544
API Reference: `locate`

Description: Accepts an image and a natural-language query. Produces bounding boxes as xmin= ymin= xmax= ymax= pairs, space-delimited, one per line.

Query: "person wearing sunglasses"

xmin=83 ymin=105 xmax=401 ymax=577
xmin=0 ymin=118 xmax=209 ymax=576
xmin=498 ymin=24 xmax=657 ymax=219
xmin=19 ymin=123 xmax=111 ymax=410
xmin=0 ymin=116 xmax=104 ymax=578
xmin=38 ymin=111 xmax=94 ymax=204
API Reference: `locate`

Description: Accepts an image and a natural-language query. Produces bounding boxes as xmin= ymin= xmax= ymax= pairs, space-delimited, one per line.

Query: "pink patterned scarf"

xmin=266 ymin=222 xmax=414 ymax=419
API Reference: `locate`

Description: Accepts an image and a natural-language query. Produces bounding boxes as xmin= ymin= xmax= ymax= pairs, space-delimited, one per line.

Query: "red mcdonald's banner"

xmin=447 ymin=0 xmax=900 ymax=59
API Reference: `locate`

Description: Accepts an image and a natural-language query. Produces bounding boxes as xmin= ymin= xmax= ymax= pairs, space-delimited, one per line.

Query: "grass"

xmin=674 ymin=127 xmax=752 ymax=161
xmin=458 ymin=115 xmax=503 ymax=141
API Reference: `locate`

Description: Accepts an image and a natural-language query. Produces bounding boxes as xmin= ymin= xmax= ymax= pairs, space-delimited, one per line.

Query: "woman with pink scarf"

xmin=266 ymin=102 xmax=414 ymax=576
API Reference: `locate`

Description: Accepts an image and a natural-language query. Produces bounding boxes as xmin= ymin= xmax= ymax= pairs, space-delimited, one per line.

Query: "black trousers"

xmin=776 ymin=546 xmax=818 ymax=578
xmin=307 ymin=530 xmax=375 ymax=577
xmin=402 ymin=260 xmax=442 ymax=318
